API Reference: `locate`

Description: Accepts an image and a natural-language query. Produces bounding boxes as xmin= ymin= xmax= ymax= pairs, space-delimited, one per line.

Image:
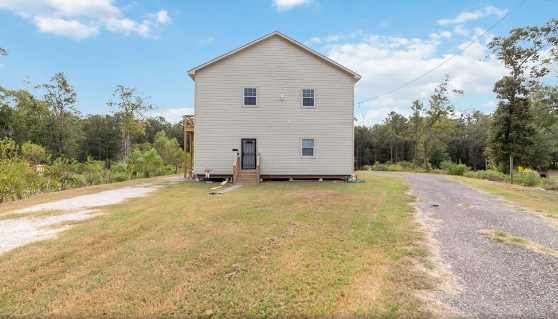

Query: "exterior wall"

xmin=193 ymin=35 xmax=355 ymax=176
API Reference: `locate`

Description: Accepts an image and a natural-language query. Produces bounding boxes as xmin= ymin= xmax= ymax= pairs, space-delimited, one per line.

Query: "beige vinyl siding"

xmin=193 ymin=35 xmax=354 ymax=176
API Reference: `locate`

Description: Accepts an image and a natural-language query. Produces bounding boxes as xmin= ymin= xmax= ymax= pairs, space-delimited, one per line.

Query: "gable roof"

xmin=187 ymin=31 xmax=361 ymax=82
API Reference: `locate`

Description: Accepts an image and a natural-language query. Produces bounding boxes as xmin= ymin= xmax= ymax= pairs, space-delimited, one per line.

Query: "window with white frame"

xmin=301 ymin=138 xmax=315 ymax=157
xmin=243 ymin=88 xmax=257 ymax=106
xmin=302 ymin=89 xmax=315 ymax=107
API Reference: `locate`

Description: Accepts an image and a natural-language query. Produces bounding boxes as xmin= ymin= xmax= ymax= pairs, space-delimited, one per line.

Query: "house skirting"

xmin=195 ymin=174 xmax=351 ymax=181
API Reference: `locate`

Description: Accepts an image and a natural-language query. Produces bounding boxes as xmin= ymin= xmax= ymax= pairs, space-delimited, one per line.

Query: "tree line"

xmin=354 ymin=19 xmax=558 ymax=182
xmin=0 ymin=47 xmax=186 ymax=202
xmin=0 ymin=71 xmax=184 ymax=165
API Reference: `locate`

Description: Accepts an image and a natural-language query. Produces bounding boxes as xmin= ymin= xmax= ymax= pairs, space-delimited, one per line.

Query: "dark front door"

xmin=241 ymin=139 xmax=256 ymax=170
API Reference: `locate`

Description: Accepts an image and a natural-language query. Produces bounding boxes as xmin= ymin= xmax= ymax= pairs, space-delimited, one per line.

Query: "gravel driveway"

xmin=0 ymin=177 xmax=186 ymax=255
xmin=368 ymin=172 xmax=558 ymax=319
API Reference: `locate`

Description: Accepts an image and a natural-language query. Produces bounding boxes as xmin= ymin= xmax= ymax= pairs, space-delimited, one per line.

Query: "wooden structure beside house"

xmin=184 ymin=31 xmax=361 ymax=184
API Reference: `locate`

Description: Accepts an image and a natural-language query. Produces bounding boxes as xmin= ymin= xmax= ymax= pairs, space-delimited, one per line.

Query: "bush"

xmin=70 ymin=174 xmax=87 ymax=188
xmin=0 ymin=138 xmax=43 ymax=203
xmin=0 ymin=139 xmax=179 ymax=203
xmin=396 ymin=161 xmax=415 ymax=170
xmin=440 ymin=160 xmax=468 ymax=176
xmin=360 ymin=165 xmax=371 ymax=171
xmin=464 ymin=170 xmax=509 ymax=182
xmin=21 ymin=141 xmax=49 ymax=165
xmin=388 ymin=164 xmax=403 ymax=171
xmin=371 ymin=161 xmax=389 ymax=171
xmin=125 ymin=148 xmax=166 ymax=178
xmin=111 ymin=163 xmax=127 ymax=174
xmin=113 ymin=173 xmax=128 ymax=182
xmin=47 ymin=157 xmax=78 ymax=190
xmin=514 ymin=170 xmax=541 ymax=187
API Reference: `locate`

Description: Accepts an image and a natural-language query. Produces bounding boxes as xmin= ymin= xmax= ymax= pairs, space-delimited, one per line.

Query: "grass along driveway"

xmin=0 ymin=175 xmax=442 ymax=318
xmin=448 ymin=176 xmax=558 ymax=219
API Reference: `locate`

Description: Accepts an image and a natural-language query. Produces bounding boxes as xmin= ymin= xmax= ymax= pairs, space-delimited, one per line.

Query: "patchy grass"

xmin=481 ymin=230 xmax=558 ymax=257
xmin=0 ymin=209 xmax=71 ymax=222
xmin=0 ymin=175 xmax=442 ymax=318
xmin=448 ymin=176 xmax=558 ymax=219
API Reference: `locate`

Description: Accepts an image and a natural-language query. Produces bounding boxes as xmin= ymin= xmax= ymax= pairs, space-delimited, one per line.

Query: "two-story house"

xmin=184 ymin=32 xmax=361 ymax=184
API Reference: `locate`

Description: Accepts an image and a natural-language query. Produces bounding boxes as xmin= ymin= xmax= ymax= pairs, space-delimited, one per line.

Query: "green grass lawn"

xmin=448 ymin=176 xmax=558 ymax=218
xmin=0 ymin=175 xmax=439 ymax=318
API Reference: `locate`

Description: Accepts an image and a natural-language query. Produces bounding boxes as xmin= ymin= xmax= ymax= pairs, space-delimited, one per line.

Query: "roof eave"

xmin=188 ymin=70 xmax=195 ymax=80
xmin=187 ymin=31 xmax=361 ymax=82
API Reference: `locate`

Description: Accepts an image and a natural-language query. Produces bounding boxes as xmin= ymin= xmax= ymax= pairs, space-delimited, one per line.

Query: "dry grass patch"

xmin=481 ymin=230 xmax=558 ymax=257
xmin=0 ymin=175 xmax=439 ymax=318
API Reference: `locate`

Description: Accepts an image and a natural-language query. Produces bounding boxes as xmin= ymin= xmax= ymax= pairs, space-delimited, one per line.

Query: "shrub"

xmin=514 ymin=171 xmax=541 ymax=187
xmin=388 ymin=164 xmax=403 ymax=171
xmin=111 ymin=163 xmax=127 ymax=174
xmin=0 ymin=158 xmax=41 ymax=202
xmin=0 ymin=138 xmax=43 ymax=203
xmin=464 ymin=170 xmax=509 ymax=182
xmin=21 ymin=141 xmax=49 ymax=165
xmin=396 ymin=161 xmax=415 ymax=170
xmin=113 ymin=173 xmax=128 ymax=182
xmin=440 ymin=160 xmax=468 ymax=176
xmin=371 ymin=161 xmax=389 ymax=171
xmin=125 ymin=148 xmax=165 ymax=178
xmin=47 ymin=157 xmax=78 ymax=190
xmin=360 ymin=165 xmax=371 ymax=171
xmin=70 ymin=174 xmax=87 ymax=188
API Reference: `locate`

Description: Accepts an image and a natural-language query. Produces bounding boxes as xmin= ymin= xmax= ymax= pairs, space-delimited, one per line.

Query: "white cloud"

xmin=322 ymin=31 xmax=507 ymax=125
xmin=304 ymin=32 xmax=360 ymax=46
xmin=356 ymin=106 xmax=413 ymax=127
xmin=156 ymin=10 xmax=171 ymax=24
xmin=0 ymin=0 xmax=171 ymax=39
xmin=34 ymin=16 xmax=99 ymax=39
xmin=324 ymin=34 xmax=344 ymax=42
xmin=453 ymin=25 xmax=470 ymax=37
xmin=199 ymin=36 xmax=214 ymax=45
xmin=482 ymin=101 xmax=497 ymax=107
xmin=272 ymin=0 xmax=312 ymax=12
xmin=437 ymin=5 xmax=506 ymax=25
xmin=440 ymin=31 xmax=452 ymax=39
xmin=304 ymin=36 xmax=321 ymax=46
xmin=150 ymin=108 xmax=195 ymax=124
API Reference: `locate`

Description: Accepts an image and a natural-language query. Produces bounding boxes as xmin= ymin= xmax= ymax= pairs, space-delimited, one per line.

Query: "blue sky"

xmin=0 ymin=0 xmax=556 ymax=125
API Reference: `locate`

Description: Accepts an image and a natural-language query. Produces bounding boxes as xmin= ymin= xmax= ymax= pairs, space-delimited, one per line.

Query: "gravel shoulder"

xmin=366 ymin=172 xmax=558 ymax=319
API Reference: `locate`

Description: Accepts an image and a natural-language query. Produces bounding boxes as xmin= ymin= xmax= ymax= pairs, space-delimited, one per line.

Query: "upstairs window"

xmin=243 ymin=88 xmax=257 ymax=106
xmin=301 ymin=138 xmax=315 ymax=157
xmin=302 ymin=89 xmax=315 ymax=108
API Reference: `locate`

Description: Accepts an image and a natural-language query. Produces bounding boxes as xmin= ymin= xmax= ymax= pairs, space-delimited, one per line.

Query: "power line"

xmin=357 ymin=0 xmax=528 ymax=107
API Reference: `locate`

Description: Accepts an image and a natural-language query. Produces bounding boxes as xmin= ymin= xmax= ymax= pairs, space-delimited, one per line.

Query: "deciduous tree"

xmin=108 ymin=85 xmax=156 ymax=158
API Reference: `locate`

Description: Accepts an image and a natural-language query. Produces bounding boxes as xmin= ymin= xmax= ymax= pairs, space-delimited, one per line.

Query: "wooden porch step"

xmin=236 ymin=171 xmax=260 ymax=185
xmin=237 ymin=171 xmax=258 ymax=175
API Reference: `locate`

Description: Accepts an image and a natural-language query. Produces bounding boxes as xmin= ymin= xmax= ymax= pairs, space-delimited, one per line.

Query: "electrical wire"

xmin=356 ymin=0 xmax=528 ymax=108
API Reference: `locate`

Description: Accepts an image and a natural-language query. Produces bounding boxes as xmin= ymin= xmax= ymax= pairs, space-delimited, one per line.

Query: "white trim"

xmin=188 ymin=32 xmax=361 ymax=82
xmin=242 ymin=87 xmax=258 ymax=107
xmin=301 ymin=88 xmax=316 ymax=108
xmin=300 ymin=138 xmax=316 ymax=158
